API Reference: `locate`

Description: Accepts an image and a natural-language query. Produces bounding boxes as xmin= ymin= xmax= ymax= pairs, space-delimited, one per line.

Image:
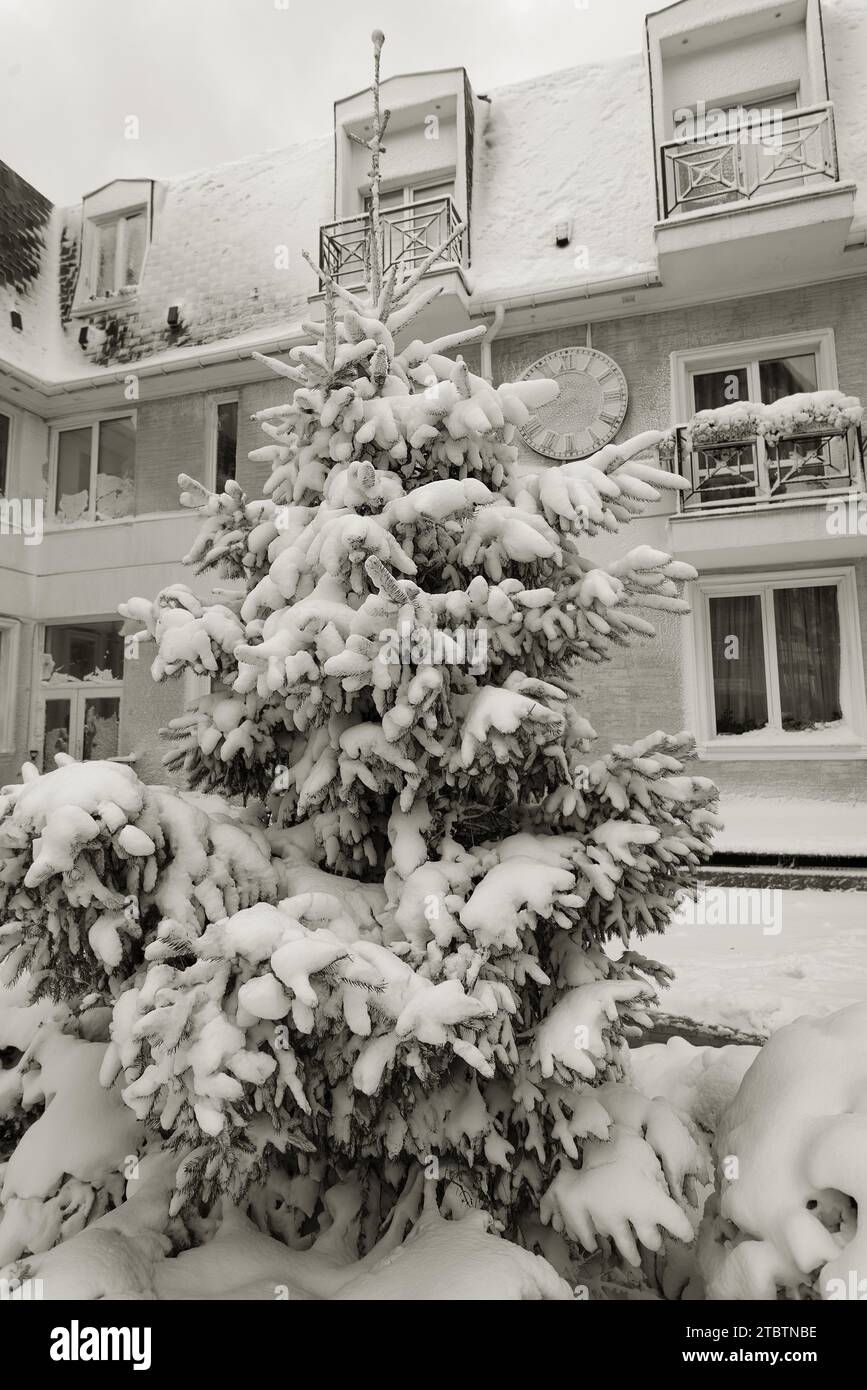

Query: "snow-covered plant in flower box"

xmin=685 ymin=391 xmax=863 ymax=452
xmin=760 ymin=389 xmax=863 ymax=445
xmin=685 ymin=402 xmax=765 ymax=450
xmin=1 ymin=33 xmax=721 ymax=1298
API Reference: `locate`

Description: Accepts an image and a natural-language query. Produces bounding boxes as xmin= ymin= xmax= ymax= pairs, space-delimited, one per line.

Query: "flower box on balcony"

xmin=685 ymin=404 xmax=765 ymax=450
xmin=760 ymin=391 xmax=863 ymax=445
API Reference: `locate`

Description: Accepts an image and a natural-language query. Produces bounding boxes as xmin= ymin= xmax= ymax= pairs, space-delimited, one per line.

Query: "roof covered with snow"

xmin=1 ymin=0 xmax=866 ymax=386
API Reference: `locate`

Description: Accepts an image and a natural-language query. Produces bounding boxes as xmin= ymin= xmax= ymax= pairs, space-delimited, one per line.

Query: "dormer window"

xmin=94 ymin=208 xmax=147 ymax=297
xmin=73 ymin=179 xmax=154 ymax=312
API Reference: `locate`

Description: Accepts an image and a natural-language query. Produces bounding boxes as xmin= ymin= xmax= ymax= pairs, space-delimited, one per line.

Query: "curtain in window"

xmin=774 ymin=586 xmax=841 ymax=730
xmin=709 ymin=594 xmax=768 ymax=733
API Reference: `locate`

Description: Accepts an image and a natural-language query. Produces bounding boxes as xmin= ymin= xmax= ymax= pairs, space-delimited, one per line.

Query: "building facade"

xmin=1 ymin=0 xmax=866 ymax=852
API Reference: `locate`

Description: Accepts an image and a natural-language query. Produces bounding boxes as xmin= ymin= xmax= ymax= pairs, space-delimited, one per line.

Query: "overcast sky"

xmin=0 ymin=0 xmax=651 ymax=206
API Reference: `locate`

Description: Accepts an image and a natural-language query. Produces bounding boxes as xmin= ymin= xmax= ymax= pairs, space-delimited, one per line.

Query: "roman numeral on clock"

xmin=599 ymin=410 xmax=620 ymax=426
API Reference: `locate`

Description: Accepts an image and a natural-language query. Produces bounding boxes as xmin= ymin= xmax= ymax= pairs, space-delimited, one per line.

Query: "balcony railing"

xmin=319 ymin=196 xmax=463 ymax=288
xmin=660 ymin=103 xmax=839 ymax=219
xmin=667 ymin=423 xmax=864 ymax=512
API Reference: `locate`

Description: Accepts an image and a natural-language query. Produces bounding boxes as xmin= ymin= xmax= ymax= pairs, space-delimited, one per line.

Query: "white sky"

xmin=0 ymin=0 xmax=651 ymax=206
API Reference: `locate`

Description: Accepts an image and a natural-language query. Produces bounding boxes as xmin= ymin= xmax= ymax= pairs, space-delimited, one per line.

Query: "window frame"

xmin=33 ymin=618 xmax=126 ymax=767
xmin=88 ymin=204 xmax=149 ymax=300
xmin=206 ymin=393 xmax=240 ymax=492
xmin=670 ymin=329 xmax=838 ymax=425
xmin=0 ymin=618 xmax=21 ymax=754
xmin=689 ymin=565 xmax=867 ymax=760
xmin=48 ymin=411 xmax=137 ymax=528
xmin=362 ymin=175 xmax=456 ymax=213
xmin=0 ymin=402 xmax=19 ymax=498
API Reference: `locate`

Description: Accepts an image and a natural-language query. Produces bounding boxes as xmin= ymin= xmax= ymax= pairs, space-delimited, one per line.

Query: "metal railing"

xmin=319 ymin=196 xmax=463 ymax=288
xmin=660 ymin=103 xmax=839 ymax=218
xmin=667 ymin=423 xmax=864 ymax=511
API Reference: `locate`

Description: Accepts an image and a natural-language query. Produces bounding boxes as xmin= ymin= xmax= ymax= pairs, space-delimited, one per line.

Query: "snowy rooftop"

xmin=1 ymin=0 xmax=866 ymax=385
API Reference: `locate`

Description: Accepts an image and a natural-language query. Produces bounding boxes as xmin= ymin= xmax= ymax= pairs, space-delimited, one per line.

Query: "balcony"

xmin=671 ymin=422 xmax=864 ymax=512
xmin=660 ymin=104 xmax=839 ymax=220
xmin=653 ymin=103 xmax=856 ymax=300
xmin=664 ymin=422 xmax=867 ymax=569
xmin=319 ymin=195 xmax=465 ymax=289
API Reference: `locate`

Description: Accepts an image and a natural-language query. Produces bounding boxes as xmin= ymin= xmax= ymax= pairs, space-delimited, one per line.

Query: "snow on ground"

xmin=622 ymin=889 xmax=867 ymax=1036
xmin=715 ymin=796 xmax=867 ymax=856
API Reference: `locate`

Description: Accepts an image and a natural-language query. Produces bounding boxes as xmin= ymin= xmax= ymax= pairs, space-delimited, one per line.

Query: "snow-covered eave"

xmin=0 ymin=319 xmax=311 ymax=411
xmin=469 ymin=267 xmax=662 ymax=317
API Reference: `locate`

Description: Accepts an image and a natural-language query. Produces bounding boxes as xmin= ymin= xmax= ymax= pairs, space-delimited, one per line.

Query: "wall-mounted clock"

xmin=518 ymin=347 xmax=628 ymax=460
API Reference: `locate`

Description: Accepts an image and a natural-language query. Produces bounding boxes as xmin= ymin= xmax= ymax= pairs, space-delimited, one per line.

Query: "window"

xmin=0 ymin=411 xmax=9 ymax=497
xmin=673 ymin=331 xmax=836 ymax=422
xmin=691 ymin=352 xmax=819 ymax=413
xmin=38 ymin=620 xmax=125 ymax=768
xmin=0 ymin=619 xmax=20 ymax=753
xmin=364 ymin=179 xmax=455 ymax=213
xmin=92 ymin=209 xmax=147 ymax=297
xmin=669 ymin=92 xmax=801 ymax=213
xmin=692 ymin=569 xmax=867 ymax=758
xmin=362 ymin=179 xmax=457 ymax=273
xmin=212 ymin=398 xmax=238 ymax=491
xmin=51 ymin=415 xmax=135 ymax=523
xmin=671 ymin=331 xmax=848 ymax=508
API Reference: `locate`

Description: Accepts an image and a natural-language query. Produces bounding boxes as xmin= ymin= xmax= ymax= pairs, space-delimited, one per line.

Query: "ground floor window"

xmin=693 ymin=568 xmax=867 ymax=756
xmin=37 ymin=619 xmax=124 ymax=767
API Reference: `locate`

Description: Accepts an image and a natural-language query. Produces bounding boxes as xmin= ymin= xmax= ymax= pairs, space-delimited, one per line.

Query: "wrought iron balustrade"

xmin=319 ymin=196 xmax=463 ymax=288
xmin=660 ymin=103 xmax=839 ymax=218
xmin=667 ymin=423 xmax=864 ymax=511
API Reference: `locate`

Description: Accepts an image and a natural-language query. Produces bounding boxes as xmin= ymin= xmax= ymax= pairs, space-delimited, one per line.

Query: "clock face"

xmin=518 ymin=347 xmax=628 ymax=460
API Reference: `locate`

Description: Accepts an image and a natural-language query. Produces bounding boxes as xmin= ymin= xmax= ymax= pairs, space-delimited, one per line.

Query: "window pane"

xmin=43 ymin=698 xmax=71 ymax=768
xmin=123 ymin=212 xmax=147 ymax=286
xmin=44 ymin=620 xmax=124 ymax=682
xmin=412 ymin=181 xmax=454 ymax=205
xmin=692 ymin=367 xmax=749 ymax=412
xmin=83 ymin=697 xmax=121 ymax=760
xmin=364 ymin=188 xmax=406 ymax=212
xmin=96 ymin=416 xmax=135 ymax=519
xmin=96 ymin=220 xmax=117 ymax=295
xmin=0 ymin=412 xmax=9 ymax=497
xmin=709 ymin=593 xmax=768 ymax=734
xmin=759 ymin=354 xmax=818 ymax=403
xmin=774 ymin=586 xmax=842 ymax=731
xmin=215 ymin=401 xmax=238 ymax=491
xmin=55 ymin=427 xmax=92 ymax=521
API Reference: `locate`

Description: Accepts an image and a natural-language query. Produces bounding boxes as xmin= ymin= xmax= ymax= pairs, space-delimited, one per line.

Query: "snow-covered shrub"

xmin=0 ymin=759 xmax=277 ymax=1002
xmin=697 ymin=1002 xmax=867 ymax=1300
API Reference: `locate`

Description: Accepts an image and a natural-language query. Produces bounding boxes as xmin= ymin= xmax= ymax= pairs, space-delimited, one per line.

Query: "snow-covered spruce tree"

xmin=119 ymin=32 xmax=718 ymax=1282
xmin=0 ymin=757 xmax=277 ymax=1003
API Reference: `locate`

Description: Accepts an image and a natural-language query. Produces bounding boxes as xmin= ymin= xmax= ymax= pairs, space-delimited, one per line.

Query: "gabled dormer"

xmin=72 ymin=179 xmax=156 ymax=316
xmin=314 ymin=68 xmax=476 ymax=335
